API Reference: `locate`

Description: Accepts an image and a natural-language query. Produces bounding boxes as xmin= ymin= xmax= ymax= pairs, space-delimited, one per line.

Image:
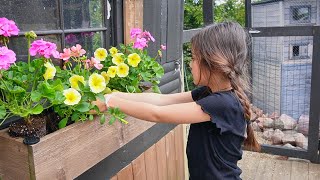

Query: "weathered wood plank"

xmin=174 ymin=125 xmax=185 ymax=180
xmin=0 ymin=131 xmax=30 ymax=180
xmin=155 ymin=136 xmax=168 ymax=180
xmin=144 ymin=144 xmax=159 ymax=180
xmin=134 ymin=0 xmax=143 ymax=29
xmin=291 ymin=161 xmax=309 ymax=180
xmin=124 ymin=0 xmax=135 ymax=44
xmin=166 ymin=130 xmax=177 ymax=180
xmin=117 ymin=164 xmax=134 ymax=180
xmin=273 ymin=159 xmax=291 ymax=180
xmin=131 ymin=153 xmax=147 ymax=180
xmin=309 ymin=162 xmax=320 ymax=180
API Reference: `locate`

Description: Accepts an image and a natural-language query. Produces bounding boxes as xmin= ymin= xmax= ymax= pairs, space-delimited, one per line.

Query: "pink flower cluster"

xmin=0 ymin=17 xmax=19 ymax=37
xmin=130 ymin=28 xmax=155 ymax=50
xmin=0 ymin=46 xmax=16 ymax=70
xmin=59 ymin=44 xmax=86 ymax=61
xmin=29 ymin=39 xmax=60 ymax=59
xmin=84 ymin=57 xmax=103 ymax=70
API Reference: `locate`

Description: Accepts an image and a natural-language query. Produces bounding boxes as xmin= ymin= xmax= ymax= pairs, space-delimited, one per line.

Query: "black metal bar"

xmin=203 ymin=0 xmax=213 ymax=26
xmin=183 ymin=28 xmax=202 ymax=43
xmin=251 ymin=26 xmax=314 ymax=37
xmin=308 ymin=26 xmax=320 ymax=163
xmin=64 ymin=28 xmax=108 ymax=33
xmin=251 ymin=0 xmax=282 ymax=6
xmin=76 ymin=123 xmax=177 ymax=179
xmin=245 ymin=0 xmax=251 ymax=28
xmin=59 ymin=0 xmax=65 ymax=49
xmin=112 ymin=0 xmax=124 ymax=45
xmin=261 ymin=144 xmax=309 ymax=159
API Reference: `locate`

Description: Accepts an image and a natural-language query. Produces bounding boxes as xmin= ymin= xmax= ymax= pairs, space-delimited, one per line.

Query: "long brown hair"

xmin=190 ymin=22 xmax=260 ymax=152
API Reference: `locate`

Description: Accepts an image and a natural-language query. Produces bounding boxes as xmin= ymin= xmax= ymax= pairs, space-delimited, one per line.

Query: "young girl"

xmin=94 ymin=22 xmax=260 ymax=180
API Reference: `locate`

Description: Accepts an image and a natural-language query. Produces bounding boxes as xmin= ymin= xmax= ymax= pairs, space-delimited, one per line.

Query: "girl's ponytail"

xmin=229 ymin=72 xmax=260 ymax=152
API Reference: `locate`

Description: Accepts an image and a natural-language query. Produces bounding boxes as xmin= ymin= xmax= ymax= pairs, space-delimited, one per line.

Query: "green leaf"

xmin=8 ymin=86 xmax=25 ymax=93
xmin=96 ymin=93 xmax=105 ymax=102
xmin=58 ymin=118 xmax=68 ymax=129
xmin=100 ymin=114 xmax=105 ymax=124
xmin=31 ymin=104 xmax=43 ymax=114
xmin=52 ymin=91 xmax=65 ymax=104
xmin=89 ymin=114 xmax=94 ymax=121
xmin=31 ymin=91 xmax=42 ymax=102
xmin=29 ymin=66 xmax=35 ymax=72
xmin=109 ymin=116 xmax=116 ymax=125
xmin=0 ymin=106 xmax=6 ymax=119
xmin=38 ymin=82 xmax=55 ymax=99
xmin=75 ymin=102 xmax=90 ymax=112
xmin=71 ymin=112 xmax=80 ymax=121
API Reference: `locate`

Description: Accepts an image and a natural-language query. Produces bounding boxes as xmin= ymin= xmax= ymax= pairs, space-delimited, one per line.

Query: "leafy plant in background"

xmin=183 ymin=0 xmax=245 ymax=91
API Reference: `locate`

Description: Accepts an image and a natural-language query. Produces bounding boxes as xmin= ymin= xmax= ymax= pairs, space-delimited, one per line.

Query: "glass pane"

xmin=64 ymin=31 xmax=103 ymax=57
xmin=63 ymin=0 xmax=104 ymax=29
xmin=8 ymin=35 xmax=62 ymax=65
xmin=292 ymin=7 xmax=310 ymax=21
xmin=0 ymin=0 xmax=60 ymax=31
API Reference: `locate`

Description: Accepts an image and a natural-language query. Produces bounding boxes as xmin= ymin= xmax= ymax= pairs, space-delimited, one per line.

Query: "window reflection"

xmin=0 ymin=0 xmax=59 ymax=31
xmin=65 ymin=32 xmax=103 ymax=57
xmin=63 ymin=0 xmax=103 ymax=29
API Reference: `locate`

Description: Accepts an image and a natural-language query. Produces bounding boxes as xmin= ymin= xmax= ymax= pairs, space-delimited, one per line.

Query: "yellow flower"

xmin=63 ymin=88 xmax=81 ymax=105
xmin=88 ymin=73 xmax=106 ymax=93
xmin=101 ymin=71 xmax=110 ymax=84
xmin=43 ymin=62 xmax=56 ymax=80
xmin=128 ymin=53 xmax=141 ymax=67
xmin=109 ymin=47 xmax=118 ymax=56
xmin=94 ymin=48 xmax=108 ymax=61
xmin=112 ymin=53 xmax=124 ymax=65
xmin=69 ymin=75 xmax=85 ymax=90
xmin=107 ymin=66 xmax=118 ymax=78
xmin=103 ymin=87 xmax=112 ymax=94
xmin=117 ymin=63 xmax=129 ymax=77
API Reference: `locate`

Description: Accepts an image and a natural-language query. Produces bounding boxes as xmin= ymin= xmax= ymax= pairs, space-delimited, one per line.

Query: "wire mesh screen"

xmin=250 ymin=0 xmax=316 ymax=150
xmin=251 ymin=0 xmax=318 ymax=28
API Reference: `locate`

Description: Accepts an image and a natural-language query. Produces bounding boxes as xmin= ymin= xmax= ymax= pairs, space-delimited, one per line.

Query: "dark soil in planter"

xmin=8 ymin=115 xmax=47 ymax=138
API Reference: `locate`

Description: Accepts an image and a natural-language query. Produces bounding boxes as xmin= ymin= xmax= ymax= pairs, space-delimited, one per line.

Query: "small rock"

xmin=282 ymin=134 xmax=296 ymax=145
xmin=283 ymin=143 xmax=296 ymax=149
xmin=271 ymin=129 xmax=285 ymax=145
xmin=294 ymin=133 xmax=307 ymax=149
xmin=262 ymin=118 xmax=274 ymax=128
xmin=252 ymin=122 xmax=261 ymax=132
xmin=274 ymin=114 xmax=297 ymax=130
xmin=263 ymin=129 xmax=274 ymax=140
xmin=269 ymin=112 xmax=280 ymax=120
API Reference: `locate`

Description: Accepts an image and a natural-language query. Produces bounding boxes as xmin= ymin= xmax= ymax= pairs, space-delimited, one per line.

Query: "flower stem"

xmin=27 ymin=37 xmax=31 ymax=66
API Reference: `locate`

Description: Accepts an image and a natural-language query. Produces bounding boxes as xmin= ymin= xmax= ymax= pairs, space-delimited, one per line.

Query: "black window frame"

xmin=290 ymin=43 xmax=310 ymax=60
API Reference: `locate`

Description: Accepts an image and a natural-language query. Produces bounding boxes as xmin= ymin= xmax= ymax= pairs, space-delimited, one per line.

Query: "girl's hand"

xmin=91 ymin=97 xmax=108 ymax=113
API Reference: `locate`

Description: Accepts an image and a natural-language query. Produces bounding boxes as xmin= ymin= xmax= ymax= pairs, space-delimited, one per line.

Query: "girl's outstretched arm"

xmin=112 ymin=91 xmax=194 ymax=106
xmin=101 ymin=95 xmax=210 ymax=124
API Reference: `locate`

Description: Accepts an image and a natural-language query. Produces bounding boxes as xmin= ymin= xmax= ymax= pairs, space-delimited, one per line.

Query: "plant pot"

xmin=0 ymin=115 xmax=155 ymax=179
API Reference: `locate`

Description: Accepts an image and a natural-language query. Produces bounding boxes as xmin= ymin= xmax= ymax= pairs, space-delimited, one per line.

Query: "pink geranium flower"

xmin=29 ymin=39 xmax=60 ymax=59
xmin=0 ymin=17 xmax=19 ymax=37
xmin=142 ymin=31 xmax=155 ymax=42
xmin=91 ymin=57 xmax=103 ymax=70
xmin=70 ymin=44 xmax=86 ymax=57
xmin=133 ymin=37 xmax=148 ymax=50
xmin=161 ymin=44 xmax=166 ymax=50
xmin=59 ymin=48 xmax=72 ymax=61
xmin=0 ymin=46 xmax=16 ymax=70
xmin=130 ymin=28 xmax=142 ymax=39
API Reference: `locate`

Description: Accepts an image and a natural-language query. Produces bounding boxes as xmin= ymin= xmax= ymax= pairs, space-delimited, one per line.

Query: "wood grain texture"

xmin=166 ymin=130 xmax=177 ymax=180
xmin=124 ymin=0 xmax=143 ymax=44
xmin=174 ymin=125 xmax=185 ymax=180
xmin=131 ymin=153 xmax=147 ymax=180
xmin=0 ymin=131 xmax=30 ymax=180
xmin=0 ymin=115 xmax=155 ymax=179
xmin=155 ymin=137 xmax=168 ymax=180
xmin=144 ymin=144 xmax=159 ymax=180
xmin=117 ymin=164 xmax=134 ymax=180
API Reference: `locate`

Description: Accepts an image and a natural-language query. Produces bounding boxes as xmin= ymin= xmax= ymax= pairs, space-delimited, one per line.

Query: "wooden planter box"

xmin=0 ymin=116 xmax=156 ymax=179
